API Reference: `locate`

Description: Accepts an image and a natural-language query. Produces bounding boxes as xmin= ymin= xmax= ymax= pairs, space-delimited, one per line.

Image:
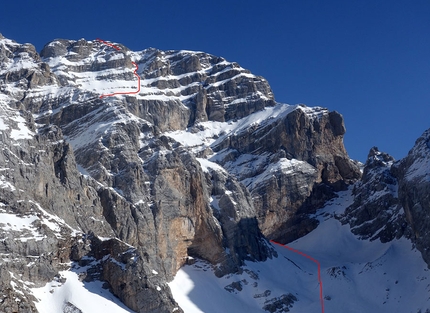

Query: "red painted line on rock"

xmin=95 ymin=38 xmax=141 ymax=98
xmin=96 ymin=38 xmax=121 ymax=51
xmin=270 ymin=240 xmax=325 ymax=313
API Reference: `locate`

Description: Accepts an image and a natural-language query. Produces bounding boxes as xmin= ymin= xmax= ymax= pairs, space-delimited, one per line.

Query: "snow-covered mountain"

xmin=0 ymin=33 xmax=429 ymax=312
xmin=170 ymin=188 xmax=430 ymax=313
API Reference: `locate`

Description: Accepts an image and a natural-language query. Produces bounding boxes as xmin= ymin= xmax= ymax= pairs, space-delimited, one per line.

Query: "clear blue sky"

xmin=2 ymin=0 xmax=429 ymax=162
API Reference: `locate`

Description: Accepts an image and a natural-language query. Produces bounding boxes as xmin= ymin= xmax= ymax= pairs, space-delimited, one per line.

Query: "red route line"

xmin=96 ymin=38 xmax=121 ymax=51
xmin=270 ymin=240 xmax=325 ymax=313
xmin=95 ymin=38 xmax=141 ymax=99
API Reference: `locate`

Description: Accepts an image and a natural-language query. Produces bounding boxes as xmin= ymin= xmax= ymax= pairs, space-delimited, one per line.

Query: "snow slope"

xmin=32 ymin=268 xmax=134 ymax=313
xmin=166 ymin=102 xmax=297 ymax=153
xmin=170 ymin=188 xmax=430 ymax=313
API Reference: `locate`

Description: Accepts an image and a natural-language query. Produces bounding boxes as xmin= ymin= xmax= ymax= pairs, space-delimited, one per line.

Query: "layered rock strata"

xmin=0 ymin=34 xmax=363 ymax=312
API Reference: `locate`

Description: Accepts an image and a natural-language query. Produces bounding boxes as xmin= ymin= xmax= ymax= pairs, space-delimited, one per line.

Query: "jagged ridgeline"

xmin=6 ymin=33 xmax=428 ymax=313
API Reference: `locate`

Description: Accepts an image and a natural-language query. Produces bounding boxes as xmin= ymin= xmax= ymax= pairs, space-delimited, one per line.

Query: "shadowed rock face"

xmin=391 ymin=129 xmax=430 ymax=266
xmin=341 ymin=147 xmax=409 ymax=242
xmin=341 ymin=136 xmax=430 ymax=269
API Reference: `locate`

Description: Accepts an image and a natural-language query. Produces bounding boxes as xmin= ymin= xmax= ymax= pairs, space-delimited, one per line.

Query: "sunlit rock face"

xmin=0 ymin=34 xmax=365 ymax=312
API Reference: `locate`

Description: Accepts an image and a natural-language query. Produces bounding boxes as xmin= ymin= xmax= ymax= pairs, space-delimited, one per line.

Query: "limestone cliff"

xmin=0 ymin=34 xmax=364 ymax=312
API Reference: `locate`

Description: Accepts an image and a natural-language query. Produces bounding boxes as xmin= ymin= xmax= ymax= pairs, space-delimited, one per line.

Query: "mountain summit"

xmin=0 ymin=35 xmax=429 ymax=312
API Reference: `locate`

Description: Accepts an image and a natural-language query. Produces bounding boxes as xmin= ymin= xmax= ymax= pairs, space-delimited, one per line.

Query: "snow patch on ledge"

xmin=0 ymin=117 xmax=8 ymax=131
xmin=10 ymin=114 xmax=34 ymax=140
xmin=297 ymin=105 xmax=328 ymax=120
xmin=32 ymin=270 xmax=135 ymax=313
xmin=197 ymin=158 xmax=225 ymax=173
xmin=243 ymin=158 xmax=316 ymax=189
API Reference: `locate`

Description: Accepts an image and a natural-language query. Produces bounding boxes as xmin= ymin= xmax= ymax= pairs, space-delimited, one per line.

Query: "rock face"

xmin=211 ymin=105 xmax=361 ymax=242
xmin=0 ymin=35 xmax=361 ymax=312
xmin=391 ymin=129 xmax=430 ymax=265
xmin=341 ymin=147 xmax=408 ymax=242
xmin=341 ymin=134 xmax=430 ymax=269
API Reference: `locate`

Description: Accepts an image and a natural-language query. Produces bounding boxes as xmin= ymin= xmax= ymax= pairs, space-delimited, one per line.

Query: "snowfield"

xmin=169 ymin=188 xmax=430 ymax=313
xmin=32 ymin=269 xmax=134 ymax=313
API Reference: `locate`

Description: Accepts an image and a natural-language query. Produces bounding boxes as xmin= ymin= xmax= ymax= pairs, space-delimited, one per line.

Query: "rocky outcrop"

xmin=217 ymin=106 xmax=360 ymax=186
xmin=0 ymin=38 xmax=56 ymax=91
xmin=391 ymin=129 xmax=430 ymax=266
xmin=341 ymin=133 xmax=430 ymax=269
xmin=341 ymin=147 xmax=409 ymax=242
xmin=201 ymin=161 xmax=276 ymax=276
xmin=262 ymin=293 xmax=297 ymax=313
xmin=70 ymin=234 xmax=181 ymax=313
xmin=213 ymin=105 xmax=361 ymax=243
